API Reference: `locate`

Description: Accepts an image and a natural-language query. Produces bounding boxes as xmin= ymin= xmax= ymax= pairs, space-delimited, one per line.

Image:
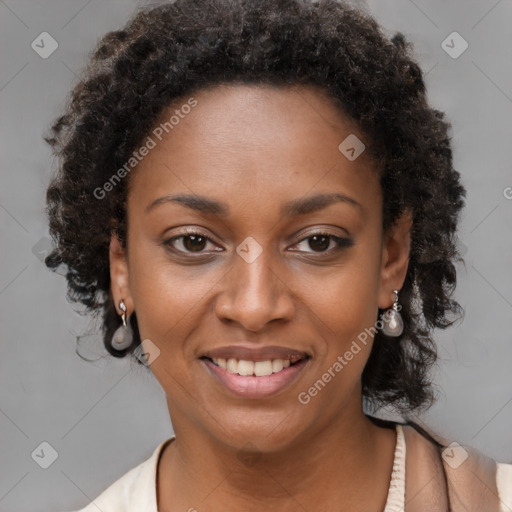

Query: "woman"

xmin=44 ymin=0 xmax=511 ymax=510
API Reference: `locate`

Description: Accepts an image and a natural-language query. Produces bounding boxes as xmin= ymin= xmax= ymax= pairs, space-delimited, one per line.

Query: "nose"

xmin=214 ymin=245 xmax=295 ymax=332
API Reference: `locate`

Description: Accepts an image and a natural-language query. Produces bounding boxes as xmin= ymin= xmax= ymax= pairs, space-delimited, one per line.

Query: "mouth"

xmin=199 ymin=352 xmax=311 ymax=399
xmin=200 ymin=355 xmax=309 ymax=377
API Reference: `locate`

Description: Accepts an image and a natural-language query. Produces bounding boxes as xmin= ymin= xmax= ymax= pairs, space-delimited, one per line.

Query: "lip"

xmin=201 ymin=345 xmax=310 ymax=362
xmin=202 ymin=356 xmax=310 ymax=399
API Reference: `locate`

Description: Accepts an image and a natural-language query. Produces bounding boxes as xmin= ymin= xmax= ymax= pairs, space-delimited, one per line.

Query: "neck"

xmin=157 ymin=404 xmax=397 ymax=512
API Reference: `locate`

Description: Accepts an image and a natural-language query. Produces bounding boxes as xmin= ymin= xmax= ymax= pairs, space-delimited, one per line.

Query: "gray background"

xmin=0 ymin=0 xmax=511 ymax=510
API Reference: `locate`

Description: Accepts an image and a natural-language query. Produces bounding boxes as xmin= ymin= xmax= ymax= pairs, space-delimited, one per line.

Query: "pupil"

xmin=309 ymin=235 xmax=329 ymax=252
xmin=184 ymin=235 xmax=206 ymax=252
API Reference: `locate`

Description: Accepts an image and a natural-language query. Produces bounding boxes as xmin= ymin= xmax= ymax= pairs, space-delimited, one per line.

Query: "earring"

xmin=380 ymin=289 xmax=404 ymax=337
xmin=111 ymin=300 xmax=133 ymax=350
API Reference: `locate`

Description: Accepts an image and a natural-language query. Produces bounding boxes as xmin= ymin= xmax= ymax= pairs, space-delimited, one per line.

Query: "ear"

xmin=109 ymin=234 xmax=134 ymax=316
xmin=378 ymin=209 xmax=413 ymax=309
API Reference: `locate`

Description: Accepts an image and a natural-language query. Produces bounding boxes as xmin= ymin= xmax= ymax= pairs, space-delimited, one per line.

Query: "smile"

xmin=201 ymin=355 xmax=310 ymax=399
xmin=210 ymin=356 xmax=303 ymax=376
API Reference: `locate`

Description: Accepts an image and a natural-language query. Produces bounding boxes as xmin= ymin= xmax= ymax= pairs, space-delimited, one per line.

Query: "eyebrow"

xmin=144 ymin=192 xmax=363 ymax=216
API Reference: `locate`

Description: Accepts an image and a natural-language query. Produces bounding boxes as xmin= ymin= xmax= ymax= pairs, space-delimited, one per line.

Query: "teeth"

xmin=211 ymin=357 xmax=301 ymax=376
xmin=238 ymin=360 xmax=254 ymax=376
xmin=254 ymin=361 xmax=273 ymax=377
xmin=227 ymin=358 xmax=238 ymax=373
xmin=272 ymin=359 xmax=283 ymax=372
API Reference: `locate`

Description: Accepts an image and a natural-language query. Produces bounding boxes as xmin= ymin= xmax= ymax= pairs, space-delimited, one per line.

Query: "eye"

xmin=290 ymin=232 xmax=354 ymax=254
xmin=163 ymin=229 xmax=354 ymax=256
xmin=163 ymin=231 xmax=221 ymax=254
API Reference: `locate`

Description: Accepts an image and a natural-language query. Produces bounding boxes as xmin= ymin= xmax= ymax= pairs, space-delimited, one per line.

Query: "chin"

xmin=209 ymin=406 xmax=312 ymax=454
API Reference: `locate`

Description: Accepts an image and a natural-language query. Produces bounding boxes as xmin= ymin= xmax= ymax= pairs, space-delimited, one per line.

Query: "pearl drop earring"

xmin=380 ymin=289 xmax=404 ymax=337
xmin=111 ymin=300 xmax=133 ymax=350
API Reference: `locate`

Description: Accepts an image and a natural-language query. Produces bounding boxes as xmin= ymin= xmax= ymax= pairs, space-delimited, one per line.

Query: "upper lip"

xmin=201 ymin=345 xmax=310 ymax=362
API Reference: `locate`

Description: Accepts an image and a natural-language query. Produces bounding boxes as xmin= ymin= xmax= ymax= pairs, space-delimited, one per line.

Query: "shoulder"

xmin=402 ymin=421 xmax=512 ymax=511
xmin=68 ymin=437 xmax=174 ymax=512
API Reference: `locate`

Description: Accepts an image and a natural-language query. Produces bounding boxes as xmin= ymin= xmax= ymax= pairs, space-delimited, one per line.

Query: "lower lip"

xmin=202 ymin=358 xmax=309 ymax=399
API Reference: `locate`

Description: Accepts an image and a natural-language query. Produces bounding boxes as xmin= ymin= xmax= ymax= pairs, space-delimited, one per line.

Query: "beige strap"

xmin=402 ymin=423 xmax=501 ymax=512
xmin=442 ymin=443 xmax=501 ymax=511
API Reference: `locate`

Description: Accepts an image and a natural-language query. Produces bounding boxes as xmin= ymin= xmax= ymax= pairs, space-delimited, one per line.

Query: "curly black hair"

xmin=44 ymin=0 xmax=466 ymax=414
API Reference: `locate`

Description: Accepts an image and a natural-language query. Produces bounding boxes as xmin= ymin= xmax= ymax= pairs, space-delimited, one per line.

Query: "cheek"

xmin=126 ymin=241 xmax=208 ymax=351
xmin=312 ymin=247 xmax=381 ymax=332
xmin=306 ymin=242 xmax=382 ymax=382
xmin=127 ymin=253 xmax=206 ymax=391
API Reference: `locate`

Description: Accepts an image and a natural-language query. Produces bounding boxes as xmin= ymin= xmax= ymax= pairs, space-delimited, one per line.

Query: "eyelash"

xmin=163 ymin=229 xmax=354 ymax=256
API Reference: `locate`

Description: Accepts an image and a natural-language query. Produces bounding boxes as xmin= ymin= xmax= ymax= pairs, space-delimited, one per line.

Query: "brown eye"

xmin=182 ymin=234 xmax=207 ymax=252
xmin=291 ymin=232 xmax=354 ymax=254
xmin=164 ymin=232 xmax=220 ymax=254
xmin=308 ymin=235 xmax=330 ymax=252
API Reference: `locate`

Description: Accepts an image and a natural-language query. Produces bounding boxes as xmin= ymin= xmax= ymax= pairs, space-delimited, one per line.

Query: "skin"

xmin=110 ymin=84 xmax=413 ymax=512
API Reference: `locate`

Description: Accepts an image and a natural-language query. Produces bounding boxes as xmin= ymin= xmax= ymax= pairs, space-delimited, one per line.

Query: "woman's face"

xmin=110 ymin=84 xmax=411 ymax=451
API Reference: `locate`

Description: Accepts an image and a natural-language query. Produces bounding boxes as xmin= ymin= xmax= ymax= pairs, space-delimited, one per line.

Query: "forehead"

xmin=150 ymin=83 xmax=367 ymax=159
xmin=127 ymin=83 xmax=380 ymax=220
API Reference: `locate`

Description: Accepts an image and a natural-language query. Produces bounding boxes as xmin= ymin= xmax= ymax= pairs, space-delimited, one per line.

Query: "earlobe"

xmin=109 ymin=234 xmax=134 ymax=315
xmin=378 ymin=209 xmax=413 ymax=309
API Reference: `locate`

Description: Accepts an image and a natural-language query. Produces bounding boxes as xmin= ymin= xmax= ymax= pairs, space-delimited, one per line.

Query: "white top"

xmin=70 ymin=425 xmax=512 ymax=512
